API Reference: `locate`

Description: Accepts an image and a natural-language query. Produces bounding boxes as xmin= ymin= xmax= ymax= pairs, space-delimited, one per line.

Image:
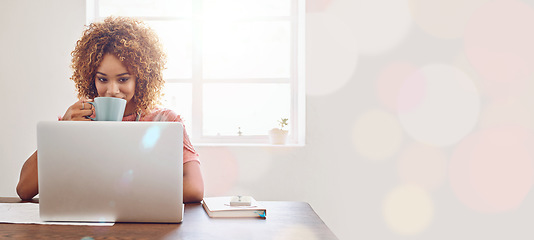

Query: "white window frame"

xmin=86 ymin=0 xmax=305 ymax=145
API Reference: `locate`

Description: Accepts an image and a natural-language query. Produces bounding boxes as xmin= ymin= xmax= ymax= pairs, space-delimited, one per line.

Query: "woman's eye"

xmin=97 ymin=77 xmax=107 ymax=82
xmin=119 ymin=78 xmax=129 ymax=82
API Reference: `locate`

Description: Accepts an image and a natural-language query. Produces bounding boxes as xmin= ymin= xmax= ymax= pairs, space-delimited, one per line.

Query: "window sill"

xmin=194 ymin=143 xmax=305 ymax=148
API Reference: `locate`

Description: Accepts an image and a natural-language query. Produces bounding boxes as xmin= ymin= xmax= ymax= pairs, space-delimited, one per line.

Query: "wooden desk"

xmin=0 ymin=197 xmax=337 ymax=239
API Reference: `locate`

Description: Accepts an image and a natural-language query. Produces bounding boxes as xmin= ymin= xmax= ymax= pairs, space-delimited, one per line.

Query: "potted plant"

xmin=269 ymin=118 xmax=289 ymax=145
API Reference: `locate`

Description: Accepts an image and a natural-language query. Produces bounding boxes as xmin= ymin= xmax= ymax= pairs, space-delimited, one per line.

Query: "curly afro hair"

xmin=70 ymin=16 xmax=167 ymax=114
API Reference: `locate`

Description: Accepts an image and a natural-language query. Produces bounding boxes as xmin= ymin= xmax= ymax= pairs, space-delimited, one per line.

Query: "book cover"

xmin=202 ymin=196 xmax=266 ymax=218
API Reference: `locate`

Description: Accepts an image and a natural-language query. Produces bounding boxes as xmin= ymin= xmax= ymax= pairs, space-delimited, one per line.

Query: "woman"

xmin=16 ymin=16 xmax=204 ymax=203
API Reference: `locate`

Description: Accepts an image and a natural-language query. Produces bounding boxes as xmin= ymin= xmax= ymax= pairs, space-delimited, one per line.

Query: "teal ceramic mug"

xmin=87 ymin=97 xmax=127 ymax=121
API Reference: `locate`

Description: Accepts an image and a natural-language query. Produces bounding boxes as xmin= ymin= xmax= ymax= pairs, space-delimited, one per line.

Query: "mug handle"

xmin=86 ymin=102 xmax=96 ymax=121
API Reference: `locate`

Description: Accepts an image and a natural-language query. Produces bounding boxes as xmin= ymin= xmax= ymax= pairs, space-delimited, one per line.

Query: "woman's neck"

xmin=123 ymin=103 xmax=137 ymax=117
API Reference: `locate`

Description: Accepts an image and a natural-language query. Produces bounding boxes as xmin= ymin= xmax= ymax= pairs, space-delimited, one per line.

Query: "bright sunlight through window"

xmin=87 ymin=0 xmax=305 ymax=145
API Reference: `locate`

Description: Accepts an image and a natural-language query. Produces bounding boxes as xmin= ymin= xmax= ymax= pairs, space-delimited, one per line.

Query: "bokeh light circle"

xmin=274 ymin=224 xmax=318 ymax=240
xmin=383 ymin=184 xmax=433 ymax=235
xmin=450 ymin=126 xmax=534 ymax=213
xmin=352 ymin=109 xmax=403 ymax=160
xmin=376 ymin=61 xmax=418 ymax=111
xmin=409 ymin=0 xmax=490 ymax=39
xmin=306 ymin=0 xmax=333 ymax=13
xmin=198 ymin=147 xmax=239 ymax=196
xmin=306 ymin=12 xmax=358 ymax=96
xmin=464 ymin=0 xmax=534 ymax=98
xmin=478 ymin=98 xmax=534 ymax=131
xmin=397 ymin=64 xmax=480 ymax=147
xmin=451 ymin=52 xmax=484 ymax=97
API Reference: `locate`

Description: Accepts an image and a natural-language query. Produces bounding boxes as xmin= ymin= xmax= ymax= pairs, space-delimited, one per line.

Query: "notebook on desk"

xmin=36 ymin=121 xmax=184 ymax=223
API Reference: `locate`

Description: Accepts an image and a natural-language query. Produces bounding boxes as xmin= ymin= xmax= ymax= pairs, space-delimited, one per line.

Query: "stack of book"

xmin=202 ymin=196 xmax=266 ymax=218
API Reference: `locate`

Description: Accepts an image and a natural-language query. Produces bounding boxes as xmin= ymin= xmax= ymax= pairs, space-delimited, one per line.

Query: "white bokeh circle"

xmin=397 ymin=64 xmax=480 ymax=146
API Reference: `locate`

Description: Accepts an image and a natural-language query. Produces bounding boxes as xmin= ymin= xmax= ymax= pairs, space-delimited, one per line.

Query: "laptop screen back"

xmin=37 ymin=121 xmax=183 ymax=223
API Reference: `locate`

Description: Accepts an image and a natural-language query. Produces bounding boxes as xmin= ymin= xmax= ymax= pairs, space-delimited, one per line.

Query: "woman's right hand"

xmin=61 ymin=98 xmax=94 ymax=121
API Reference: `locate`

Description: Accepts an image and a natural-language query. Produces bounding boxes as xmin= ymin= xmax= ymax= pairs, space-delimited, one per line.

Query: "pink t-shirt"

xmin=122 ymin=108 xmax=200 ymax=164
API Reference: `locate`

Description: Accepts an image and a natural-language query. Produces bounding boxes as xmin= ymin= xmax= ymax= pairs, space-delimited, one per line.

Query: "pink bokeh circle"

xmin=199 ymin=147 xmax=239 ymax=196
xmin=450 ymin=126 xmax=534 ymax=213
xmin=306 ymin=0 xmax=334 ymax=13
xmin=464 ymin=0 xmax=534 ymax=98
xmin=376 ymin=61 xmax=418 ymax=111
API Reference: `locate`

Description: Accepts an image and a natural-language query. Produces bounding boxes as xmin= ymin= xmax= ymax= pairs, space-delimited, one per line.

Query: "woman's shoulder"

xmin=141 ymin=108 xmax=183 ymax=122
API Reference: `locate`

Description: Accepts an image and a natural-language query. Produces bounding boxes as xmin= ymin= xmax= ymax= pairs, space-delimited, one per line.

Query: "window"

xmin=87 ymin=0 xmax=305 ymax=145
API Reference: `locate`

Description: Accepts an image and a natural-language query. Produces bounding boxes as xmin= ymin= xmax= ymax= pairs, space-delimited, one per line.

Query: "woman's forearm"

xmin=183 ymin=161 xmax=204 ymax=203
xmin=17 ymin=151 xmax=39 ymax=200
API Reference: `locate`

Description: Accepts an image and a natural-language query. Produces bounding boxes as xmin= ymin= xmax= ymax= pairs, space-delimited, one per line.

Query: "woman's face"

xmin=95 ymin=54 xmax=137 ymax=116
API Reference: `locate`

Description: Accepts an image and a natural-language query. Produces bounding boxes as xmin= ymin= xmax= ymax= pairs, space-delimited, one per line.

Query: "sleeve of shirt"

xmin=164 ymin=109 xmax=200 ymax=164
xmin=182 ymin=129 xmax=200 ymax=164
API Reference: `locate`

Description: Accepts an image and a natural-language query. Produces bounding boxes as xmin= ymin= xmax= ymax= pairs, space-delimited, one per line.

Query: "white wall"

xmin=3 ymin=1 xmax=534 ymax=240
xmin=0 ymin=0 xmax=83 ymax=196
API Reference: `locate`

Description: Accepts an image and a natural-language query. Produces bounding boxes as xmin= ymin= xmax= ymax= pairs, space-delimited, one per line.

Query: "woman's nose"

xmin=107 ymin=81 xmax=120 ymax=96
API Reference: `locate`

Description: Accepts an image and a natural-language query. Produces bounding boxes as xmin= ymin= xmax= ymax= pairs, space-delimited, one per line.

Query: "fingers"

xmin=74 ymin=110 xmax=94 ymax=121
xmin=75 ymin=99 xmax=94 ymax=120
xmin=61 ymin=99 xmax=94 ymax=121
xmin=79 ymin=98 xmax=94 ymax=110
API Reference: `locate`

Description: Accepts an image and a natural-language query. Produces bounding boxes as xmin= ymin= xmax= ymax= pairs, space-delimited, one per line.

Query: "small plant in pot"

xmin=269 ymin=118 xmax=289 ymax=145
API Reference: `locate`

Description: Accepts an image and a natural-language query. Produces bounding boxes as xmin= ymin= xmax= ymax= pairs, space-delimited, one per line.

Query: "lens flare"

xmin=142 ymin=125 xmax=162 ymax=149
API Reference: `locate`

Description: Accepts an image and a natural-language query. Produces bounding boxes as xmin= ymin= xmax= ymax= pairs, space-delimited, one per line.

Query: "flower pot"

xmin=269 ymin=128 xmax=288 ymax=145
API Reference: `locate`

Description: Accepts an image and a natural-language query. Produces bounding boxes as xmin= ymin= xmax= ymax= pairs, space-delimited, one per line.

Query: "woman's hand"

xmin=61 ymin=99 xmax=94 ymax=121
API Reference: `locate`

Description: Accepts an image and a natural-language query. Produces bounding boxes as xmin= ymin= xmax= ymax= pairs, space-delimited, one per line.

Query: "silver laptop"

xmin=37 ymin=121 xmax=183 ymax=223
